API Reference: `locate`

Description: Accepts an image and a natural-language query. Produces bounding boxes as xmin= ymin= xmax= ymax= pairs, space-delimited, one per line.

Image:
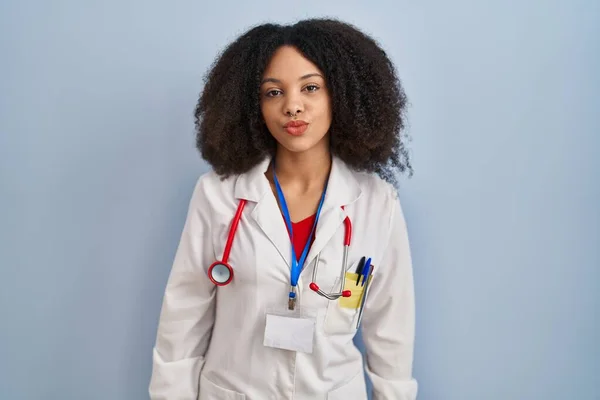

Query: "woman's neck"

xmin=270 ymin=146 xmax=332 ymax=194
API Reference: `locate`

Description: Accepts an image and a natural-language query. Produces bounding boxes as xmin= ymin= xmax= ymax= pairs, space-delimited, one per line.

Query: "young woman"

xmin=149 ymin=18 xmax=417 ymax=400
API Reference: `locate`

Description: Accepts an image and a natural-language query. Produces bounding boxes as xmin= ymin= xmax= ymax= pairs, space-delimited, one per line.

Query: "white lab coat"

xmin=149 ymin=156 xmax=418 ymax=400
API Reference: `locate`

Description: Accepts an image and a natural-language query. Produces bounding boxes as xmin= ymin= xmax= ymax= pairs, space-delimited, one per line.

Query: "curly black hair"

xmin=195 ymin=18 xmax=412 ymax=184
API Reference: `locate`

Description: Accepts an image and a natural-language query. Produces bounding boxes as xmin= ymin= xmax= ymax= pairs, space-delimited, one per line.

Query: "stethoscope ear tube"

xmin=309 ymin=247 xmax=352 ymax=300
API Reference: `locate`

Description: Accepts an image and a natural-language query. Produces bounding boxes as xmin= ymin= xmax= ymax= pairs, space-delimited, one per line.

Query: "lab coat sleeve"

xmin=361 ymin=189 xmax=418 ymax=400
xmin=149 ymin=176 xmax=217 ymax=400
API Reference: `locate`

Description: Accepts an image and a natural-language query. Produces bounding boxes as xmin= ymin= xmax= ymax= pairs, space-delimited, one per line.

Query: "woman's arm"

xmin=361 ymin=188 xmax=418 ymax=400
xmin=149 ymin=176 xmax=217 ymax=400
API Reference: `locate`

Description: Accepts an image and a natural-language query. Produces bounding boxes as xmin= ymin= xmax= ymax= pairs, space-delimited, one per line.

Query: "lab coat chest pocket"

xmin=322 ymin=256 xmax=365 ymax=335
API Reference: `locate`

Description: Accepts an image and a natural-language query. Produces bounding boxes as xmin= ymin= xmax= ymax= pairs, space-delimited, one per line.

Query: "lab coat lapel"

xmin=252 ymin=194 xmax=293 ymax=269
xmin=234 ymin=157 xmax=292 ymax=270
xmin=304 ymin=157 xmax=362 ymax=266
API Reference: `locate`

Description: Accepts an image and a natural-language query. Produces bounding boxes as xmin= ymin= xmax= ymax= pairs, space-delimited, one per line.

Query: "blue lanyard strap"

xmin=272 ymin=165 xmax=327 ymax=291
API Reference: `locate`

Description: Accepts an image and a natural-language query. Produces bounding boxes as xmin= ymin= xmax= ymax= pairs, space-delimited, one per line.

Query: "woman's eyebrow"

xmin=260 ymin=73 xmax=324 ymax=85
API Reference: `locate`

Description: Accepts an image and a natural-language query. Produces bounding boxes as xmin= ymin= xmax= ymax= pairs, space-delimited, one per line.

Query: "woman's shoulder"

xmin=350 ymin=168 xmax=399 ymax=205
xmin=195 ymin=168 xmax=235 ymax=189
xmin=187 ymin=168 xmax=239 ymax=210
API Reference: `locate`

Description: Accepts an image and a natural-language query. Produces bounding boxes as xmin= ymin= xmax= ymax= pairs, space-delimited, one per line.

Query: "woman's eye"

xmin=266 ymin=89 xmax=282 ymax=97
xmin=264 ymin=86 xmax=319 ymax=97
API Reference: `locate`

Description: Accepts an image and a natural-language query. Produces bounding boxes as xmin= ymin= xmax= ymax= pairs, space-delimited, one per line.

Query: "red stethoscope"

xmin=207 ymin=199 xmax=353 ymax=300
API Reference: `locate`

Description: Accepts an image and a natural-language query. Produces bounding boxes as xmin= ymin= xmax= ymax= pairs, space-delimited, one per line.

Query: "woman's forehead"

xmin=261 ymin=46 xmax=324 ymax=82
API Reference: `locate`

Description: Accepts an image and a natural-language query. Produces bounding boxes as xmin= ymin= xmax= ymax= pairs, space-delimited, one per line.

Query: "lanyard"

xmin=272 ymin=166 xmax=327 ymax=294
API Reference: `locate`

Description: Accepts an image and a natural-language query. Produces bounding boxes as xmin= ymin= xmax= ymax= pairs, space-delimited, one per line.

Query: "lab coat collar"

xmin=233 ymin=155 xmax=362 ymax=206
xmin=234 ymin=155 xmax=362 ymax=270
xmin=233 ymin=156 xmax=272 ymax=203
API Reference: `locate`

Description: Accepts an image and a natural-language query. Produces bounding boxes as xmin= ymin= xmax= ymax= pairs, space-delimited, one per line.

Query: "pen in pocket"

xmin=354 ymin=256 xmax=366 ymax=285
xmin=356 ymin=263 xmax=374 ymax=328
xmin=360 ymin=257 xmax=371 ymax=286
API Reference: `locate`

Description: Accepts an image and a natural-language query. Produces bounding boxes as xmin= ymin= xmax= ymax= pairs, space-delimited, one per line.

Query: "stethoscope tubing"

xmin=207 ymin=199 xmax=247 ymax=286
xmin=308 ymin=215 xmax=352 ymax=300
xmin=209 ymin=200 xmax=353 ymax=301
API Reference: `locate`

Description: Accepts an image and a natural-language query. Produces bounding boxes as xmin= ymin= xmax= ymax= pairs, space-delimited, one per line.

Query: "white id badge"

xmin=263 ymin=308 xmax=316 ymax=353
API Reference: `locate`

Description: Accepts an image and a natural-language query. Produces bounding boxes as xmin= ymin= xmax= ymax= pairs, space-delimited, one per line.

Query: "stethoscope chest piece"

xmin=208 ymin=261 xmax=233 ymax=286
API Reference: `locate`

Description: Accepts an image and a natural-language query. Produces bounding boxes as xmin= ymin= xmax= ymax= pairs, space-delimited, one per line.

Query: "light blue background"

xmin=1 ymin=1 xmax=598 ymax=399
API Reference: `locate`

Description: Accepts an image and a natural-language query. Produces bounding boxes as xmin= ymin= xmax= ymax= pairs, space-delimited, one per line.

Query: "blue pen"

xmin=360 ymin=258 xmax=371 ymax=286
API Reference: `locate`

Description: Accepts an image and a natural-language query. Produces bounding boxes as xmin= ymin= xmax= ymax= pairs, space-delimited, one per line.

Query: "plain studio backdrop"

xmin=0 ymin=1 xmax=598 ymax=399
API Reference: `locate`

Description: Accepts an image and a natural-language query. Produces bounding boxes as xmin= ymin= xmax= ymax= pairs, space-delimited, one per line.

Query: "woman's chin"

xmin=274 ymin=133 xmax=330 ymax=155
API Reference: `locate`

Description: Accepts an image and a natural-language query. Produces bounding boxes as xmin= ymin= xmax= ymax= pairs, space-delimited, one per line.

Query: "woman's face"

xmin=260 ymin=46 xmax=332 ymax=155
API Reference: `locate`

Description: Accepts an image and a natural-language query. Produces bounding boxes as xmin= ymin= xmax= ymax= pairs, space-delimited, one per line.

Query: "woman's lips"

xmin=284 ymin=120 xmax=308 ymax=136
xmin=285 ymin=124 xmax=308 ymax=135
